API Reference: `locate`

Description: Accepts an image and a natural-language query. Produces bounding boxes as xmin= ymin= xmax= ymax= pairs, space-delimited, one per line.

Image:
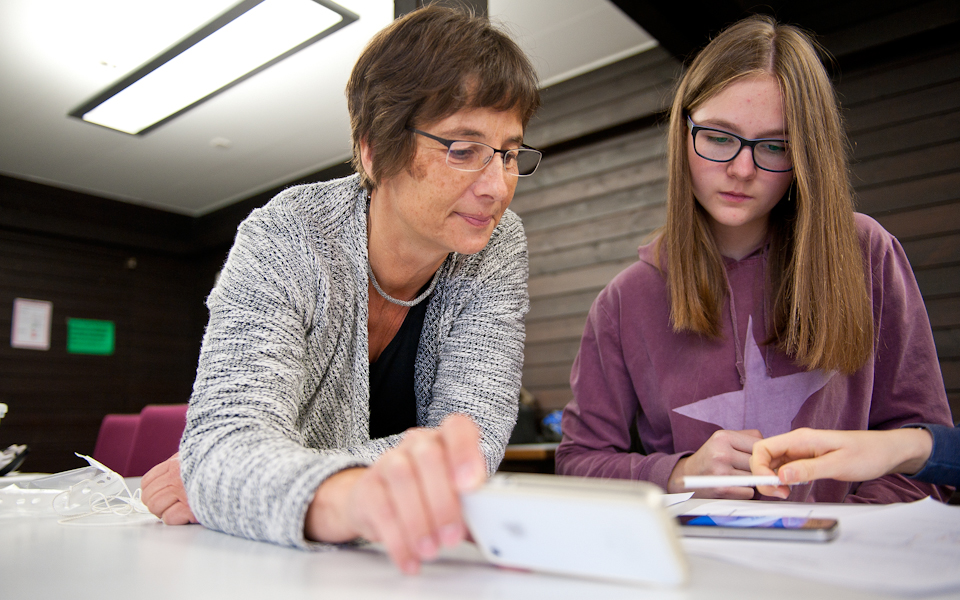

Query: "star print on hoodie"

xmin=673 ymin=316 xmax=833 ymax=438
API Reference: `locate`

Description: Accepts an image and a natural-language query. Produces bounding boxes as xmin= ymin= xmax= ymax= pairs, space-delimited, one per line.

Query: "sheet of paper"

xmin=11 ymin=298 xmax=52 ymax=350
xmin=679 ymin=499 xmax=886 ymax=518
xmin=678 ymin=497 xmax=960 ymax=596
xmin=662 ymin=492 xmax=693 ymax=507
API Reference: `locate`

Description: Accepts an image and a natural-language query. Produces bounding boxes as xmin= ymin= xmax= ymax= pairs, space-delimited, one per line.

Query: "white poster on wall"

xmin=11 ymin=298 xmax=53 ymax=350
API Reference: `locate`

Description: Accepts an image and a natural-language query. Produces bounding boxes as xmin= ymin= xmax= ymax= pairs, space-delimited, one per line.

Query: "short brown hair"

xmin=346 ymin=5 xmax=540 ymax=192
xmin=661 ymin=15 xmax=873 ymax=374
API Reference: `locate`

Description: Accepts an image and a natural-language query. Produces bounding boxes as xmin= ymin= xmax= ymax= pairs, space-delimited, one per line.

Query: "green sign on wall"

xmin=66 ymin=318 xmax=115 ymax=355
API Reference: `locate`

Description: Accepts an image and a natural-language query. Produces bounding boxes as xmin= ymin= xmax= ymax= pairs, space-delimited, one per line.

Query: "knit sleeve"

xmin=418 ymin=210 xmax=529 ymax=475
xmin=179 ymin=203 xmax=371 ymax=550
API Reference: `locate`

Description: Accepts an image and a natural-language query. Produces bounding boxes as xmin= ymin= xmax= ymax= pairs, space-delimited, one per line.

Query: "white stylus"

xmin=683 ymin=475 xmax=784 ymax=489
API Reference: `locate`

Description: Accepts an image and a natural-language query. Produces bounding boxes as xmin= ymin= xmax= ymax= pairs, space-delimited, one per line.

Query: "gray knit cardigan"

xmin=179 ymin=175 xmax=528 ymax=549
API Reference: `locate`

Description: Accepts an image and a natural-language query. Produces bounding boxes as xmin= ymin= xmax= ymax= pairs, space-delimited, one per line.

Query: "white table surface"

xmin=2 ymin=479 xmax=958 ymax=600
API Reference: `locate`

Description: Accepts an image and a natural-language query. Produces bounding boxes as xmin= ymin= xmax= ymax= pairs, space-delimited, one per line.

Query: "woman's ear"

xmin=359 ymin=138 xmax=374 ymax=177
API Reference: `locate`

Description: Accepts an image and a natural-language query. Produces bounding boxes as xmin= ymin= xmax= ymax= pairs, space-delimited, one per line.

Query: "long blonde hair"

xmin=662 ymin=15 xmax=872 ymax=374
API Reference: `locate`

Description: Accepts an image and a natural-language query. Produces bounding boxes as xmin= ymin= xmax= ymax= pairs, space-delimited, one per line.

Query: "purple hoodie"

xmin=556 ymin=213 xmax=953 ymax=503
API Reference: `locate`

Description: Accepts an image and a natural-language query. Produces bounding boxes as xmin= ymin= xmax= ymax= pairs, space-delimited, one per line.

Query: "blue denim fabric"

xmin=909 ymin=424 xmax=960 ymax=488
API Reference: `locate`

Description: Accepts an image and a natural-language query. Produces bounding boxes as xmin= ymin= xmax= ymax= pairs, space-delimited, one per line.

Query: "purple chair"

xmin=92 ymin=413 xmax=141 ymax=475
xmin=124 ymin=404 xmax=188 ymax=477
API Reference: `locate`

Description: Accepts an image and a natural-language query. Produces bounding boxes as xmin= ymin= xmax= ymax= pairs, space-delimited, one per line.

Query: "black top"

xmin=368 ymin=297 xmax=429 ymax=439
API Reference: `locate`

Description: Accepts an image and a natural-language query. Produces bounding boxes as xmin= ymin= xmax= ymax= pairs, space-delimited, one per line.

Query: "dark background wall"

xmin=0 ymin=164 xmax=352 ymax=473
xmin=1 ymin=177 xmax=210 ymax=472
xmin=2 ymin=0 xmax=957 ymax=473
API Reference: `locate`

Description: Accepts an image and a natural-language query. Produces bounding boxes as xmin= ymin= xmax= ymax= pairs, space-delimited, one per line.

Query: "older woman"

xmin=141 ymin=6 xmax=541 ymax=574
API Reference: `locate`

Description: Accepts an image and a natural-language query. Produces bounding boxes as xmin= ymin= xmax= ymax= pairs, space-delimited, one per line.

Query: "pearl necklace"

xmin=366 ymin=259 xmax=440 ymax=307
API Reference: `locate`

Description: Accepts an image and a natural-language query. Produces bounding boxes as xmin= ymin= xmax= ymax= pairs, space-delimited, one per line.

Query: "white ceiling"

xmin=0 ymin=0 xmax=654 ymax=216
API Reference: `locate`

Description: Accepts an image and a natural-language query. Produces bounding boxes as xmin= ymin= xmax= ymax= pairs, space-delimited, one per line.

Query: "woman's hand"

xmin=140 ymin=453 xmax=199 ymax=525
xmin=750 ymin=427 xmax=934 ymax=498
xmin=667 ymin=429 xmax=763 ymax=498
xmin=304 ymin=414 xmax=486 ymax=574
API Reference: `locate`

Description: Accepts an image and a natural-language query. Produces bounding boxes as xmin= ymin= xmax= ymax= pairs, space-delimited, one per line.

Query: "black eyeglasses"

xmin=687 ymin=116 xmax=793 ymax=173
xmin=407 ymin=128 xmax=542 ymax=177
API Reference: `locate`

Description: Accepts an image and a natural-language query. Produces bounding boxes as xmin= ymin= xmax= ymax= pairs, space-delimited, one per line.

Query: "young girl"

xmin=554 ymin=15 xmax=953 ymax=503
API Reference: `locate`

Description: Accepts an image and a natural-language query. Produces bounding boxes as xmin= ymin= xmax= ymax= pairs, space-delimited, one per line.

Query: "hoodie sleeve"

xmin=555 ymin=279 xmax=687 ymax=491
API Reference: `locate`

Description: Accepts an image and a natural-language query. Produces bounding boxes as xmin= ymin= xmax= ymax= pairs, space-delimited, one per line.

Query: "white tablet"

xmin=461 ymin=473 xmax=688 ymax=586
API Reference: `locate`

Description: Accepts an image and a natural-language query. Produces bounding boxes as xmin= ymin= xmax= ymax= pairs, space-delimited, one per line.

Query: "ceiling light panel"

xmin=71 ymin=0 xmax=357 ymax=135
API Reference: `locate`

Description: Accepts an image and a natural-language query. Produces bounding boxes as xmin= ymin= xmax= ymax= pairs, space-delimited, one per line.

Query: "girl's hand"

xmin=667 ymin=429 xmax=763 ymax=499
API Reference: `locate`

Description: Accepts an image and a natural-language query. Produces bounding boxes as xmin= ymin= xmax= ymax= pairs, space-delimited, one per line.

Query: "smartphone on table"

xmin=677 ymin=514 xmax=839 ymax=542
xmin=462 ymin=473 xmax=688 ymax=585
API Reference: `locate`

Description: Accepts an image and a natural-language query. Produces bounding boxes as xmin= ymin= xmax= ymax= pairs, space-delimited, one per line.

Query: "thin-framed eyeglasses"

xmin=687 ymin=116 xmax=793 ymax=173
xmin=408 ymin=128 xmax=542 ymax=177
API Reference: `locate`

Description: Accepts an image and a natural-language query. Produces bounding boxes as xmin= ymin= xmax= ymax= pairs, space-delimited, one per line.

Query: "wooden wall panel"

xmin=843 ymin=80 xmax=960 ymax=134
xmin=837 ymin=49 xmax=960 ymax=105
xmin=516 ymin=125 xmax=668 ymax=411
xmin=875 ymin=204 xmax=960 ymax=239
xmin=840 ymin=41 xmax=960 ymax=419
xmin=901 ymin=233 xmax=960 ymax=268
xmin=526 ymin=47 xmax=678 ymax=148
xmin=924 ymin=297 xmax=960 ymax=329
xmin=526 ymin=314 xmax=588 ymax=345
xmin=856 ymin=171 xmax=960 ymax=215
